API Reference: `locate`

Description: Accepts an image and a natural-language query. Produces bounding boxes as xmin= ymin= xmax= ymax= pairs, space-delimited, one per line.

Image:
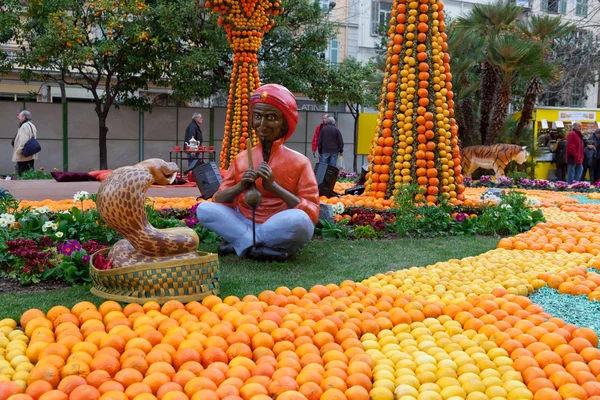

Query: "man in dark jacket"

xmin=318 ymin=116 xmax=344 ymax=167
xmin=582 ymin=140 xmax=596 ymax=183
xmin=566 ymin=122 xmax=584 ymax=184
xmin=184 ymin=112 xmax=203 ymax=167
xmin=553 ymin=132 xmax=567 ymax=182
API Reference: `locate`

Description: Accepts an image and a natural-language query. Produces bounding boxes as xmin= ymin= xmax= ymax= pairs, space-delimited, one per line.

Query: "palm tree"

xmin=456 ymin=0 xmax=524 ymax=144
xmin=486 ymin=34 xmax=546 ymax=144
xmin=514 ymin=15 xmax=575 ymax=140
xmin=447 ymin=26 xmax=484 ymax=146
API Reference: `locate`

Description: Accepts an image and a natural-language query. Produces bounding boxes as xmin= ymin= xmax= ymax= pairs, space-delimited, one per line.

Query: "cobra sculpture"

xmin=96 ymin=159 xmax=200 ymax=268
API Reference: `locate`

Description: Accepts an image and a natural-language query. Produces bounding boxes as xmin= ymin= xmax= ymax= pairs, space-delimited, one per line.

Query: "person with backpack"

xmin=12 ymin=110 xmax=39 ymax=177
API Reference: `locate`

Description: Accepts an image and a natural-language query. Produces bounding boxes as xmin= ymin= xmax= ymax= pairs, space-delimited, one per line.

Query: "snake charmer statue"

xmin=197 ymin=84 xmax=320 ymax=262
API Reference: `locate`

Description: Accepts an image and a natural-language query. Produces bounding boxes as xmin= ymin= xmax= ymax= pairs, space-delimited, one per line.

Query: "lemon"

xmin=417 ymin=391 xmax=443 ymax=400
xmin=440 ymin=385 xmax=466 ymax=399
xmin=0 ymin=337 xmax=9 ymax=348
xmin=506 ymin=387 xmax=533 ymax=400
xmin=0 ymin=366 xmax=15 ymax=376
xmin=12 ymin=379 xmax=26 ymax=391
xmin=0 ymin=375 xmax=10 ymax=382
xmin=12 ymin=370 xmax=29 ymax=381
xmin=0 ymin=319 xmax=16 ymax=329
xmin=9 ymin=355 xmax=29 ymax=370
xmin=395 ymin=384 xmax=419 ymax=397
xmin=372 ymin=379 xmax=395 ymax=392
xmin=373 ymin=370 xmax=395 ymax=381
xmin=15 ymin=362 xmax=33 ymax=373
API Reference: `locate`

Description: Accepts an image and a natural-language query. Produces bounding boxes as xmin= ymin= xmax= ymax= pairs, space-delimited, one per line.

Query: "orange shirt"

xmin=215 ymin=139 xmax=320 ymax=224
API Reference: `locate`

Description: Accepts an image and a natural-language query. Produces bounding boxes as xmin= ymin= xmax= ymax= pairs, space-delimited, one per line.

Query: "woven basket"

xmin=89 ymin=248 xmax=220 ymax=304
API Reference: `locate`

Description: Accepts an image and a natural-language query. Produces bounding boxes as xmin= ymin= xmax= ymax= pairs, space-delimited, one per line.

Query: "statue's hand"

xmin=240 ymin=169 xmax=258 ymax=190
xmin=257 ymin=162 xmax=275 ymax=190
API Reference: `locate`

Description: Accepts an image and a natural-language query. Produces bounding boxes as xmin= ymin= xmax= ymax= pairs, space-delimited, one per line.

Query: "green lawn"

xmin=0 ymin=236 xmax=498 ymax=320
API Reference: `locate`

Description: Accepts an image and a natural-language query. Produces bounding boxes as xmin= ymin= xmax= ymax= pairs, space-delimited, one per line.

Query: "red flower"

xmin=93 ymin=254 xmax=112 ymax=270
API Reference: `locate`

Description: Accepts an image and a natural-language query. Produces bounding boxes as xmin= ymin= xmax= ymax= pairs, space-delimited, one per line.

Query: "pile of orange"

xmin=497 ymin=222 xmax=600 ymax=254
xmin=538 ymin=266 xmax=600 ymax=301
xmin=16 ymin=198 xmax=202 ymax=213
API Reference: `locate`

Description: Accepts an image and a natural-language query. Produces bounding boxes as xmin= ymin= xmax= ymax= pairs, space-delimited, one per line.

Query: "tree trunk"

xmin=98 ymin=112 xmax=109 ymax=170
xmin=487 ymin=78 xmax=511 ymax=145
xmin=515 ymin=78 xmax=541 ymax=142
xmin=479 ymin=62 xmax=499 ymax=144
xmin=459 ymin=97 xmax=475 ymax=147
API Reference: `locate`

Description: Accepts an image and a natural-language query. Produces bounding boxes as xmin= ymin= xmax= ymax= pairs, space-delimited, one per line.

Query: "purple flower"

xmin=479 ymin=175 xmax=492 ymax=183
xmin=57 ymin=239 xmax=82 ymax=256
xmin=463 ymin=177 xmax=473 ymax=187
xmin=185 ymin=217 xmax=199 ymax=228
xmin=571 ymin=181 xmax=590 ymax=189
xmin=455 ymin=212 xmax=467 ymax=222
xmin=554 ymin=180 xmax=569 ymax=189
xmin=496 ymin=176 xmax=512 ymax=186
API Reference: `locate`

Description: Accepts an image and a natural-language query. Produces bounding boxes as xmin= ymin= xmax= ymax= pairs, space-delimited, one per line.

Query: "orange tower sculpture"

xmin=205 ymin=0 xmax=283 ymax=170
xmin=364 ymin=0 xmax=465 ymax=203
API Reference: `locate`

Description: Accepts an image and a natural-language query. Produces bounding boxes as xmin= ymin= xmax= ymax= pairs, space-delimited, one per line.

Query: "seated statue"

xmin=196 ymin=84 xmax=320 ymax=262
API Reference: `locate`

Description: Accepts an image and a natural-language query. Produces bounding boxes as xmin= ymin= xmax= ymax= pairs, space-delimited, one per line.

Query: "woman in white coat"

xmin=12 ymin=110 xmax=38 ymax=177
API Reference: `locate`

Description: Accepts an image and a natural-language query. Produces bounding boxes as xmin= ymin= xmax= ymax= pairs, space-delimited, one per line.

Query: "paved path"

xmin=0 ymin=180 xmax=201 ymax=200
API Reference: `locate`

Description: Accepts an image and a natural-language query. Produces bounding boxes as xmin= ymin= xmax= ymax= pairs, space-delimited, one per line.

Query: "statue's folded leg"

xmin=196 ymin=202 xmax=254 ymax=256
xmin=256 ymin=209 xmax=315 ymax=255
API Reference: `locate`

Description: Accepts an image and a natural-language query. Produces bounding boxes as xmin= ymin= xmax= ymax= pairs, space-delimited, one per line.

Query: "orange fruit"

xmin=0 ymin=382 xmax=23 ymax=400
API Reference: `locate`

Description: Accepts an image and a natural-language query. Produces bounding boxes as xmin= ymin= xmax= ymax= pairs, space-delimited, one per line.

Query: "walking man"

xmin=184 ymin=112 xmax=203 ymax=168
xmin=12 ymin=110 xmax=38 ymax=177
xmin=318 ymin=116 xmax=344 ymax=167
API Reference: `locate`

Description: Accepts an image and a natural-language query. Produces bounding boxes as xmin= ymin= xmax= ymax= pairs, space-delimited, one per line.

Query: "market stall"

xmin=533 ymin=107 xmax=600 ymax=180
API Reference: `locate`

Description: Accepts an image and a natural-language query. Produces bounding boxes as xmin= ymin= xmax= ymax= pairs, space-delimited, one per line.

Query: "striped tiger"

xmin=460 ymin=144 xmax=529 ymax=178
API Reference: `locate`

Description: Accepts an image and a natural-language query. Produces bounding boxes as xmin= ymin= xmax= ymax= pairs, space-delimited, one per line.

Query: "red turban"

xmin=250 ymin=84 xmax=298 ymax=141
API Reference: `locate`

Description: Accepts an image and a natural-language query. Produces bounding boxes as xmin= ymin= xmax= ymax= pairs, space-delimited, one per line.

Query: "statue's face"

xmin=252 ymin=103 xmax=285 ymax=142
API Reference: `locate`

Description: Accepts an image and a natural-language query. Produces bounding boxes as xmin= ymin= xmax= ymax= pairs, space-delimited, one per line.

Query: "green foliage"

xmin=49 ymin=249 xmax=91 ymax=284
xmin=0 ymin=0 xmax=20 ymax=76
xmin=59 ymin=207 xmax=120 ymax=244
xmin=315 ymin=57 xmax=380 ymax=111
xmin=146 ymin=204 xmax=186 ymax=229
xmin=475 ymin=190 xmax=545 ymax=235
xmin=351 ymin=225 xmax=379 ymax=239
xmin=193 ymin=226 xmax=221 ymax=244
xmin=260 ymin=0 xmax=338 ymax=97
xmin=315 ymin=219 xmax=350 ymax=239
xmin=18 ymin=169 xmax=53 ymax=180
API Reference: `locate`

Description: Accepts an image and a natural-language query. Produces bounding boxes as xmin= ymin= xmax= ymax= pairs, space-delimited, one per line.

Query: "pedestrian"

xmin=566 ymin=121 xmax=584 ymax=184
xmin=318 ymin=116 xmax=344 ymax=167
xmin=583 ymin=140 xmax=596 ymax=183
xmin=184 ymin=112 xmax=203 ymax=168
xmin=553 ymin=132 xmax=567 ymax=182
xmin=11 ymin=109 xmax=38 ymax=178
xmin=591 ymin=129 xmax=600 ymax=185
xmin=311 ymin=113 xmax=328 ymax=161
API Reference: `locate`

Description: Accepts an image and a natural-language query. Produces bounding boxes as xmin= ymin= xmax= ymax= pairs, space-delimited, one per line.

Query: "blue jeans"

xmin=321 ymin=153 xmax=338 ymax=167
xmin=567 ymin=163 xmax=583 ymax=184
xmin=197 ymin=202 xmax=314 ymax=256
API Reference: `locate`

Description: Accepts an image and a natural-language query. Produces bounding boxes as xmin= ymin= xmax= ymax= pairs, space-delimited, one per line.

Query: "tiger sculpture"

xmin=460 ymin=144 xmax=529 ymax=178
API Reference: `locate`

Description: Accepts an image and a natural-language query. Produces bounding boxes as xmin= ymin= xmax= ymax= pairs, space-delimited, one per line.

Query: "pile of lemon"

xmin=364 ymin=319 xmax=533 ymax=400
xmin=0 ymin=319 xmax=32 ymax=391
xmin=361 ymin=249 xmax=593 ymax=302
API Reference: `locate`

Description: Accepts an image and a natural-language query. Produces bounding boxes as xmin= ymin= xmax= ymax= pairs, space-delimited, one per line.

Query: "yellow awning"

xmin=0 ymin=83 xmax=41 ymax=95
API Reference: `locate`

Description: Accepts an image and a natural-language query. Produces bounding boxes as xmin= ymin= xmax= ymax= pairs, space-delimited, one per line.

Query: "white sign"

xmin=558 ymin=111 xmax=596 ymax=121
xmin=597 ymin=122 xmax=600 ymax=128
xmin=541 ymin=120 xmax=548 ymax=129
xmin=554 ymin=121 xmax=564 ymax=128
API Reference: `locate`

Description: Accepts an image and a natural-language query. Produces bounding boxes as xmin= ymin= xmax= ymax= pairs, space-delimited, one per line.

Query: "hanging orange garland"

xmin=205 ymin=0 xmax=283 ymax=170
xmin=365 ymin=0 xmax=464 ymax=204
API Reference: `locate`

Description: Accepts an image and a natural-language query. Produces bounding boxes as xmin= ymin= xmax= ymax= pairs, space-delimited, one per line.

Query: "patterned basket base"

xmin=90 ymin=248 xmax=220 ymax=304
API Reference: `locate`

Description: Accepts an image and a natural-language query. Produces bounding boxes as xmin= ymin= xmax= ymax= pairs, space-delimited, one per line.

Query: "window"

xmin=371 ymin=1 xmax=392 ymax=35
xmin=571 ymin=86 xmax=586 ymax=107
xmin=329 ymin=39 xmax=339 ymax=64
xmin=319 ymin=0 xmax=333 ymax=14
xmin=541 ymin=0 xmax=566 ymax=13
xmin=576 ymin=0 xmax=588 ymax=16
